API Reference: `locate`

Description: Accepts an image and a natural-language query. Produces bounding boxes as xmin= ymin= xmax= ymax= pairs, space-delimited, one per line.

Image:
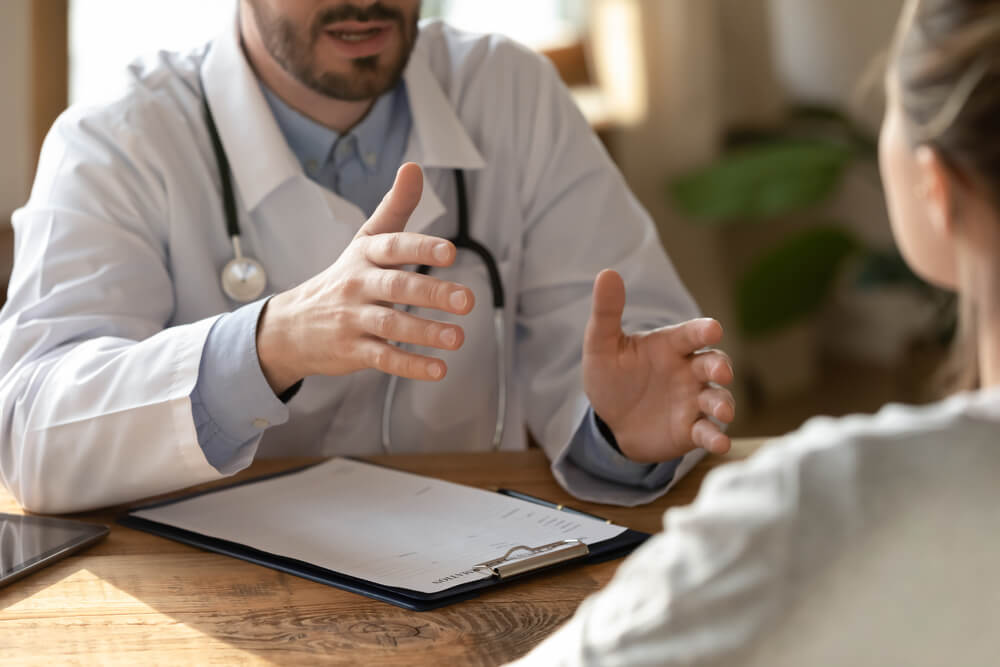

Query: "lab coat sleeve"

xmin=508 ymin=46 xmax=704 ymax=506
xmin=0 ymin=107 xmax=227 ymax=513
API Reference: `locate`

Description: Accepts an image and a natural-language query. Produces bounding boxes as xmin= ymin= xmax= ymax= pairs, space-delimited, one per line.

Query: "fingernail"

xmin=428 ymin=363 xmax=444 ymax=379
xmin=434 ymin=243 xmax=451 ymax=263
xmin=439 ymin=328 xmax=457 ymax=347
xmin=449 ymin=290 xmax=468 ymax=311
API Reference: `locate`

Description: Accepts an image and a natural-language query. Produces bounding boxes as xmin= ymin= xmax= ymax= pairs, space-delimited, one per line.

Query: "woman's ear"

xmin=915 ymin=145 xmax=959 ymax=238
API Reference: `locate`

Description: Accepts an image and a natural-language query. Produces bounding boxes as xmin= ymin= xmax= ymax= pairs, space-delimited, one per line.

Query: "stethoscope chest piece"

xmin=221 ymin=235 xmax=268 ymax=303
xmin=221 ymin=256 xmax=267 ymax=302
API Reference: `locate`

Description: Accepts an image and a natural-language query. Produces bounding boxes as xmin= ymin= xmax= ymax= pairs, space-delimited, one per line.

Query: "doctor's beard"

xmin=247 ymin=1 xmax=419 ymax=102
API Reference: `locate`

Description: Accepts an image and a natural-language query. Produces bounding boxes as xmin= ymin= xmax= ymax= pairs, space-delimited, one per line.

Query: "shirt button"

xmin=252 ymin=418 xmax=270 ymax=429
xmin=305 ymin=159 xmax=319 ymax=174
xmin=364 ymin=152 xmax=377 ymax=167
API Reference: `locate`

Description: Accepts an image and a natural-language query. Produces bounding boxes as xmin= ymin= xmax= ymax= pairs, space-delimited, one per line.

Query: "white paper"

xmin=131 ymin=458 xmax=627 ymax=594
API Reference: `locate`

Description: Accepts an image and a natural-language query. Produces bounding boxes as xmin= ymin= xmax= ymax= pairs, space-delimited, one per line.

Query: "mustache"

xmin=315 ymin=2 xmax=406 ymax=28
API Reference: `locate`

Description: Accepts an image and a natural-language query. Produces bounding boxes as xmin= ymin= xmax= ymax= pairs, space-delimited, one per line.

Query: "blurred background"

xmin=0 ymin=0 xmax=949 ymax=438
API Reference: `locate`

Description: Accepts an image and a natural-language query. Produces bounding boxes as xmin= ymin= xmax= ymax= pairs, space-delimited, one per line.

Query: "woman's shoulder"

xmin=662 ymin=386 xmax=1000 ymax=602
xmin=686 ymin=386 xmax=1000 ymax=594
xmin=736 ymin=388 xmax=1000 ymax=489
xmin=783 ymin=387 xmax=999 ymax=449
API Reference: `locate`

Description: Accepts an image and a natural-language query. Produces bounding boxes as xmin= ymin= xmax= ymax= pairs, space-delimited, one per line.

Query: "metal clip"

xmin=473 ymin=539 xmax=589 ymax=579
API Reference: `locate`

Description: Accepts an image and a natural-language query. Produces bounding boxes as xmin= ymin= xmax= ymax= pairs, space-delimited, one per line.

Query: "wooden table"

xmin=0 ymin=440 xmax=763 ymax=665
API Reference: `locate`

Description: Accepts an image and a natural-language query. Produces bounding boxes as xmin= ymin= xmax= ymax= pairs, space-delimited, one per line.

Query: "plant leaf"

xmin=669 ymin=140 xmax=853 ymax=224
xmin=738 ymin=225 xmax=858 ymax=338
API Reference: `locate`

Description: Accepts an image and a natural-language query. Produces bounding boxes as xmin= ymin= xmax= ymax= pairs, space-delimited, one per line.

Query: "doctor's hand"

xmin=256 ymin=163 xmax=475 ymax=394
xmin=582 ymin=270 xmax=736 ymax=462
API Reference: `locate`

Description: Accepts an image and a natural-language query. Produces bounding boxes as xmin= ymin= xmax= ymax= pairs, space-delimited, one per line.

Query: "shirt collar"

xmin=201 ymin=12 xmax=486 ymax=212
xmin=260 ymin=79 xmax=406 ymax=175
xmin=353 ymin=82 xmax=405 ymax=172
xmin=201 ymin=11 xmax=300 ymax=211
xmin=259 ymin=84 xmax=339 ymax=174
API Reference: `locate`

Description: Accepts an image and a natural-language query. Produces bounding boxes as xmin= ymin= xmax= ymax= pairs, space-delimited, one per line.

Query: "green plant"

xmin=736 ymin=224 xmax=858 ymax=338
xmin=668 ymin=111 xmax=899 ymax=339
xmin=671 ymin=140 xmax=854 ymax=224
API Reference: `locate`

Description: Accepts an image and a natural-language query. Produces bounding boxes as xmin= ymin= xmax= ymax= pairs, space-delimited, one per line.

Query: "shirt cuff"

xmin=190 ymin=297 xmax=291 ymax=474
xmin=566 ymin=408 xmax=682 ymax=490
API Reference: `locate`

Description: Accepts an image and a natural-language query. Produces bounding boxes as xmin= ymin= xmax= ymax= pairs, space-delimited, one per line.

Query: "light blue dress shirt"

xmin=189 ymin=81 xmax=680 ymax=489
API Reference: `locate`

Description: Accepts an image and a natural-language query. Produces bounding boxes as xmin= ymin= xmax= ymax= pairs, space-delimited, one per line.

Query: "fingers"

xmin=691 ymin=349 xmax=734 ymax=386
xmin=663 ymin=318 xmax=724 ymax=356
xmin=363 ymin=232 xmax=457 ymax=268
xmin=357 ymin=305 xmax=464 ymax=351
xmin=368 ymin=269 xmax=475 ymax=314
xmin=355 ymin=338 xmax=449 ymax=382
xmin=359 ymin=162 xmax=424 ymax=237
xmin=692 ymin=418 xmax=731 ymax=455
xmin=585 ymin=269 xmax=626 ymax=356
xmin=697 ymin=386 xmax=735 ymax=423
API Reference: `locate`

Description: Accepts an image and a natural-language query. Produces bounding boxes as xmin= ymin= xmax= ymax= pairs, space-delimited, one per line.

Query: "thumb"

xmin=585 ymin=269 xmax=626 ymax=356
xmin=359 ymin=162 xmax=423 ymax=237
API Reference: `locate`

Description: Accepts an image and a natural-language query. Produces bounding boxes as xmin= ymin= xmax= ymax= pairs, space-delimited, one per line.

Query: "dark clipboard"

xmin=118 ymin=462 xmax=650 ymax=611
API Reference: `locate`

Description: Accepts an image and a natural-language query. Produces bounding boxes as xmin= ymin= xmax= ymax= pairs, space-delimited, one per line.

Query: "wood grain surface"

xmin=0 ymin=440 xmax=764 ymax=665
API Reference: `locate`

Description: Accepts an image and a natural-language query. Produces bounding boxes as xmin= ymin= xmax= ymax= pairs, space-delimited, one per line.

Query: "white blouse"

xmin=508 ymin=387 xmax=1000 ymax=666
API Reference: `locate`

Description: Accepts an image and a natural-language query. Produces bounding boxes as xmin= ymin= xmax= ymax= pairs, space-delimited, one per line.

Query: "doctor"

xmin=0 ymin=0 xmax=734 ymax=513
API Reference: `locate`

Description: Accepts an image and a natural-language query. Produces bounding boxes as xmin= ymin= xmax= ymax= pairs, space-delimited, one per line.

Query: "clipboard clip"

xmin=473 ymin=539 xmax=590 ymax=579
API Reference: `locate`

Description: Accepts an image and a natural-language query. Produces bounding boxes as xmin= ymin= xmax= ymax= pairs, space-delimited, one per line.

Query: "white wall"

xmin=70 ymin=0 xmax=234 ymax=105
xmin=0 ymin=0 xmax=32 ymax=224
xmin=769 ymin=0 xmax=905 ymax=123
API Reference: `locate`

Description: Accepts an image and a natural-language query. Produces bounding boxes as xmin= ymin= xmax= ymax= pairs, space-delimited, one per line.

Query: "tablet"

xmin=0 ymin=513 xmax=109 ymax=589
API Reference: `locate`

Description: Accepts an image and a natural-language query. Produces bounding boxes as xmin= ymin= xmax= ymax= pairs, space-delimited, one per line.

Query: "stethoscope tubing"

xmin=381 ymin=170 xmax=507 ymax=453
xmin=203 ymin=75 xmax=268 ymax=303
xmin=202 ymin=78 xmax=507 ymax=453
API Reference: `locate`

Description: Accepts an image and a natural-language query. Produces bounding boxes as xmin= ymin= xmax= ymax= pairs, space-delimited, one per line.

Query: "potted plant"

xmin=668 ymin=107 xmax=939 ymax=400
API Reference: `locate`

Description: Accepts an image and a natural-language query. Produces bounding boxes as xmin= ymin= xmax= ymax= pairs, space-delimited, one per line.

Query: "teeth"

xmin=332 ymin=29 xmax=380 ymax=42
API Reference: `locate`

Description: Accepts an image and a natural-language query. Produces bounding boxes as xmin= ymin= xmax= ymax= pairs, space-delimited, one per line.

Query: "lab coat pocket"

xmin=387 ymin=253 xmax=514 ymax=453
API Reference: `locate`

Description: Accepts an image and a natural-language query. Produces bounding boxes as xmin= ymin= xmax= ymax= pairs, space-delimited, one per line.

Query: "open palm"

xmin=582 ymin=270 xmax=735 ymax=463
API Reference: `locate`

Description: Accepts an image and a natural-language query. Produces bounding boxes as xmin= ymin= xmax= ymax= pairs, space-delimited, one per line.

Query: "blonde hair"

xmin=893 ymin=0 xmax=1000 ymax=391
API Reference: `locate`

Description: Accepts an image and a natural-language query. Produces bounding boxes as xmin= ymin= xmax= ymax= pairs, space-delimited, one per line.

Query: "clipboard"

xmin=119 ymin=460 xmax=649 ymax=611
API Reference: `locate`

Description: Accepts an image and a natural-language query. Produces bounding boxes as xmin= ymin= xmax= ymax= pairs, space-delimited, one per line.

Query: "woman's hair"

xmin=893 ymin=0 xmax=1000 ymax=391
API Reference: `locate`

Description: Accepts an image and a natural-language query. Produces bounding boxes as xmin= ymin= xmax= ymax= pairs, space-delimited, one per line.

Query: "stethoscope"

xmin=202 ymin=90 xmax=507 ymax=453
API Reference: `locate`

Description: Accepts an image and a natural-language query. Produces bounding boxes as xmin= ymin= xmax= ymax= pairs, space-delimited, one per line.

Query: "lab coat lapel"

xmin=319 ymin=187 xmax=366 ymax=228
xmin=201 ymin=15 xmax=362 ymax=265
xmin=316 ymin=180 xmax=445 ymax=237
xmin=201 ymin=13 xmax=300 ymax=212
xmin=398 ymin=51 xmax=486 ymax=234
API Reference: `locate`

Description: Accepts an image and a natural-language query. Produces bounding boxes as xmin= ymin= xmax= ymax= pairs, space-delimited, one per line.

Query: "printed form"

xmin=132 ymin=459 xmax=627 ymax=594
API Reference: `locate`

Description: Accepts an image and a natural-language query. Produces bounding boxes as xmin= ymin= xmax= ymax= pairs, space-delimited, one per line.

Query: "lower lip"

xmin=322 ymin=26 xmax=394 ymax=59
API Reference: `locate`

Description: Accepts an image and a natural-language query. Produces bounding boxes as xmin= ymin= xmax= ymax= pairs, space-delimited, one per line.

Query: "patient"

xmin=508 ymin=0 xmax=1000 ymax=664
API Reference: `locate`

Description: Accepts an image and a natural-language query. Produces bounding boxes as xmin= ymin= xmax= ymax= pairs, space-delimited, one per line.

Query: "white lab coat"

xmin=0 ymin=19 xmax=701 ymax=513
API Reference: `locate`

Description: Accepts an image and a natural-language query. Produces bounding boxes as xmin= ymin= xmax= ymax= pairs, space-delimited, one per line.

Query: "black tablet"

xmin=0 ymin=513 xmax=109 ymax=589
